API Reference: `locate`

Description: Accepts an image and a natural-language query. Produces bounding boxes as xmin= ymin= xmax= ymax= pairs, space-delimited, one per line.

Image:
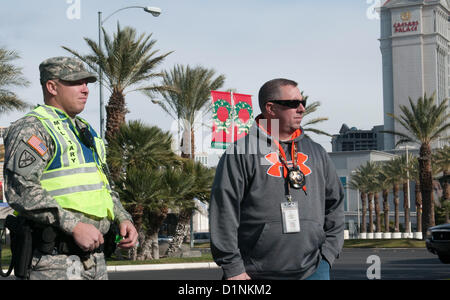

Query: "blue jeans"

xmin=305 ymin=259 xmax=330 ymax=280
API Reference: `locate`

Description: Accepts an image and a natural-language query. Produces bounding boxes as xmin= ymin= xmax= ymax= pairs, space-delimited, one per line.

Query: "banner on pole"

xmin=233 ymin=93 xmax=254 ymax=142
xmin=211 ymin=91 xmax=233 ymax=149
xmin=211 ymin=91 xmax=254 ymax=149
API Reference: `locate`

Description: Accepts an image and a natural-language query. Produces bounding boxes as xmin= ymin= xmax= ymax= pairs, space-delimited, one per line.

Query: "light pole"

xmin=98 ymin=6 xmax=161 ymax=139
xmin=397 ymin=144 xmax=415 ymax=236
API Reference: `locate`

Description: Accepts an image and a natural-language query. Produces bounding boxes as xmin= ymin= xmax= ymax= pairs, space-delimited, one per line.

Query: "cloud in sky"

xmin=0 ymin=0 xmax=383 ymax=151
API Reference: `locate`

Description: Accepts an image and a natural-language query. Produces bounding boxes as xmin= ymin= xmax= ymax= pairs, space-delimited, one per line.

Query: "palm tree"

xmin=384 ymin=157 xmax=404 ymax=233
xmin=155 ymin=64 xmax=225 ymax=159
xmin=165 ymin=159 xmax=215 ymax=256
xmin=117 ymin=165 xmax=168 ymax=260
xmin=349 ymin=165 xmax=373 ymax=234
xmin=63 ymin=24 xmax=172 ymax=143
xmin=108 ymin=121 xmax=178 ymax=260
xmin=409 ymin=156 xmax=423 ymax=232
xmin=433 ymin=146 xmax=450 ymax=223
xmin=350 ymin=161 xmax=379 ymax=234
xmin=360 ymin=161 xmax=380 ymax=233
xmin=0 ymin=47 xmax=29 ymax=115
xmin=375 ymin=162 xmax=391 ymax=233
xmin=383 ymin=93 xmax=449 ymax=237
xmin=107 ymin=120 xmax=178 ymax=182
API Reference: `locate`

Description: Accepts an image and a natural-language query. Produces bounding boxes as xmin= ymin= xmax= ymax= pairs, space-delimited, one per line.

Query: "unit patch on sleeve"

xmin=6 ymin=140 xmax=44 ymax=178
xmin=18 ymin=150 xmax=37 ymax=168
xmin=27 ymin=135 xmax=48 ymax=156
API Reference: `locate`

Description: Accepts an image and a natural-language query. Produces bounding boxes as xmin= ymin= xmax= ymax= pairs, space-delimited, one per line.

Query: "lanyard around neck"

xmin=256 ymin=117 xmax=300 ymax=178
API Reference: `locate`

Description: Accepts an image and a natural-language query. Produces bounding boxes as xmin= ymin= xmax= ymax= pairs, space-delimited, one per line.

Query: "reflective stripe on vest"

xmin=26 ymin=105 xmax=114 ymax=220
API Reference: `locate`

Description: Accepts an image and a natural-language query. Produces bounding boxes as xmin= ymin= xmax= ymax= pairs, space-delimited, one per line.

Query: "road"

xmin=2 ymin=248 xmax=448 ymax=280
xmin=108 ymin=248 xmax=450 ymax=280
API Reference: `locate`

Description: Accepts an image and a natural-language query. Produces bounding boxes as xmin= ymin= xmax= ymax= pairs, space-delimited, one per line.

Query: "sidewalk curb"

xmin=106 ymin=262 xmax=220 ymax=272
xmin=2 ymin=262 xmax=220 ymax=275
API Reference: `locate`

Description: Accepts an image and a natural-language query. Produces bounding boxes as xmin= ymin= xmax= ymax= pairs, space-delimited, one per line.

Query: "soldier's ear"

xmin=45 ymin=80 xmax=58 ymax=96
xmin=265 ymin=101 xmax=277 ymax=117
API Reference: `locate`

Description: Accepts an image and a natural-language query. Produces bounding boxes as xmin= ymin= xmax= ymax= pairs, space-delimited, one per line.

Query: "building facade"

xmin=331 ymin=124 xmax=385 ymax=152
xmin=329 ymin=150 xmax=419 ymax=237
xmin=380 ymin=0 xmax=450 ymax=150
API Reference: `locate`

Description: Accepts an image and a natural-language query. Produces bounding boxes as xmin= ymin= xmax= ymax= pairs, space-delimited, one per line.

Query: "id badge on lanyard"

xmin=281 ymin=195 xmax=301 ymax=233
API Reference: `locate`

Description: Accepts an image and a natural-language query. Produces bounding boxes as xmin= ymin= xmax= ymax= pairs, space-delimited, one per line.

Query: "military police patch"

xmin=19 ymin=150 xmax=37 ymax=168
xmin=6 ymin=140 xmax=44 ymax=178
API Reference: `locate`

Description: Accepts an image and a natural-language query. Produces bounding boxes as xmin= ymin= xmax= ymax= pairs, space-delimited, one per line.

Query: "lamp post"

xmin=97 ymin=6 xmax=161 ymax=139
xmin=396 ymin=144 xmax=415 ymax=237
xmin=404 ymin=144 xmax=413 ymax=236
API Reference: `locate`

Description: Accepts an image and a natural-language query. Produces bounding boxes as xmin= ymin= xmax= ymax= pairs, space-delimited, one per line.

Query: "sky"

xmin=0 ymin=0 xmax=384 ymax=153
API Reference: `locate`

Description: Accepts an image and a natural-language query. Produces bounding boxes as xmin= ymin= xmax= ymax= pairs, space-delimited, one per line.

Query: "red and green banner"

xmin=211 ymin=91 xmax=233 ymax=149
xmin=233 ymin=93 xmax=253 ymax=142
xmin=211 ymin=91 xmax=254 ymax=149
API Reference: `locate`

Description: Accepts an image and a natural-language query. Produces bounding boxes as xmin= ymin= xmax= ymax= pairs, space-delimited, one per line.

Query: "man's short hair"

xmin=258 ymin=78 xmax=298 ymax=114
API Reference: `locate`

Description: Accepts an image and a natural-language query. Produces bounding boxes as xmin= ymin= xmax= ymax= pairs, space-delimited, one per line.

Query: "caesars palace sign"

xmin=393 ymin=11 xmax=419 ymax=33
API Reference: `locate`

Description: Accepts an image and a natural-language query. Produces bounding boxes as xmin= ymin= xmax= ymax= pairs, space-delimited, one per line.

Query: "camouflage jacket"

xmin=3 ymin=112 xmax=132 ymax=235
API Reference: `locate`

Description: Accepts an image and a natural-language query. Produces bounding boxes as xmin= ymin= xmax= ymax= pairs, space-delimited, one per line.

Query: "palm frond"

xmin=0 ymin=47 xmax=30 ymax=115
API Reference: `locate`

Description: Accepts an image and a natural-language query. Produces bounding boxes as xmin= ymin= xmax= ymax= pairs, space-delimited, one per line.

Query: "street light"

xmin=97 ymin=6 xmax=161 ymax=139
xmin=396 ymin=144 xmax=415 ymax=236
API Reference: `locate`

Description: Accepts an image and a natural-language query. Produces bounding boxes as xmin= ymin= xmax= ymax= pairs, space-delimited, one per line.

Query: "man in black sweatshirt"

xmin=210 ymin=78 xmax=344 ymax=280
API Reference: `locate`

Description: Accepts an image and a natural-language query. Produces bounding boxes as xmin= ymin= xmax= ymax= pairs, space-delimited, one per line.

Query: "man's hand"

xmin=227 ymin=272 xmax=251 ymax=280
xmin=72 ymin=222 xmax=104 ymax=252
xmin=117 ymin=220 xmax=138 ymax=249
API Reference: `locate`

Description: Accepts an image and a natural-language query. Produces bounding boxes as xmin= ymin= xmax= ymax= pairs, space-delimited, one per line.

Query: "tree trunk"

xmin=368 ymin=192 xmax=374 ymax=233
xmin=105 ymin=89 xmax=127 ymax=144
xmin=444 ymin=171 xmax=450 ymax=201
xmin=403 ymin=182 xmax=410 ymax=233
xmin=105 ymin=89 xmax=127 ymax=184
xmin=444 ymin=170 xmax=450 ymax=224
xmin=137 ymin=232 xmax=153 ymax=261
xmin=419 ymin=143 xmax=434 ymax=237
xmin=150 ymin=231 xmax=159 ymax=260
xmin=361 ymin=192 xmax=367 ymax=233
xmin=165 ymin=209 xmax=192 ymax=257
xmin=383 ymin=189 xmax=389 ymax=233
xmin=374 ymin=192 xmax=381 ymax=232
xmin=190 ymin=128 xmax=195 ymax=160
xmin=393 ymin=184 xmax=400 ymax=232
xmin=134 ymin=229 xmax=148 ymax=260
xmin=180 ymin=127 xmax=195 ymax=159
xmin=131 ymin=204 xmax=144 ymax=230
xmin=415 ymin=180 xmax=423 ymax=233
xmin=139 ymin=207 xmax=169 ymax=260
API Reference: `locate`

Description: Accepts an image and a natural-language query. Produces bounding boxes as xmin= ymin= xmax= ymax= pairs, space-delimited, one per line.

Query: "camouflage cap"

xmin=39 ymin=56 xmax=97 ymax=85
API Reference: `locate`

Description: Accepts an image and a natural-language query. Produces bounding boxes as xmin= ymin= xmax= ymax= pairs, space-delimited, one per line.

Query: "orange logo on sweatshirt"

xmin=264 ymin=152 xmax=312 ymax=178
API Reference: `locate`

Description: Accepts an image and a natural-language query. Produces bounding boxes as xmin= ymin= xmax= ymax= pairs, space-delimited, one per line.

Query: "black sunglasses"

xmin=268 ymin=99 xmax=307 ymax=109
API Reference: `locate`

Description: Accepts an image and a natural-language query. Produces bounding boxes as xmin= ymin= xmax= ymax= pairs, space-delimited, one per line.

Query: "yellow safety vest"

xmin=26 ymin=105 xmax=114 ymax=220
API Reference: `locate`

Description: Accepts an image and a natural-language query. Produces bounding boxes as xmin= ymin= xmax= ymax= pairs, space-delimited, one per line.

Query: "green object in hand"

xmin=115 ymin=235 xmax=124 ymax=243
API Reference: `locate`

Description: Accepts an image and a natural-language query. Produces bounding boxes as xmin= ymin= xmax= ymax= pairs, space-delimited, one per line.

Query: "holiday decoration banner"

xmin=211 ymin=91 xmax=254 ymax=149
xmin=232 ymin=93 xmax=254 ymax=142
xmin=211 ymin=91 xmax=233 ymax=149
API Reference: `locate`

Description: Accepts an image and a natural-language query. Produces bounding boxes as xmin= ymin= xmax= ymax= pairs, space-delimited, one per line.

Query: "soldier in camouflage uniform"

xmin=3 ymin=57 xmax=138 ymax=280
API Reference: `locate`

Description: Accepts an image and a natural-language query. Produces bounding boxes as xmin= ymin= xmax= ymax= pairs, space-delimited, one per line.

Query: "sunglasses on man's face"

xmin=268 ymin=99 xmax=307 ymax=109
